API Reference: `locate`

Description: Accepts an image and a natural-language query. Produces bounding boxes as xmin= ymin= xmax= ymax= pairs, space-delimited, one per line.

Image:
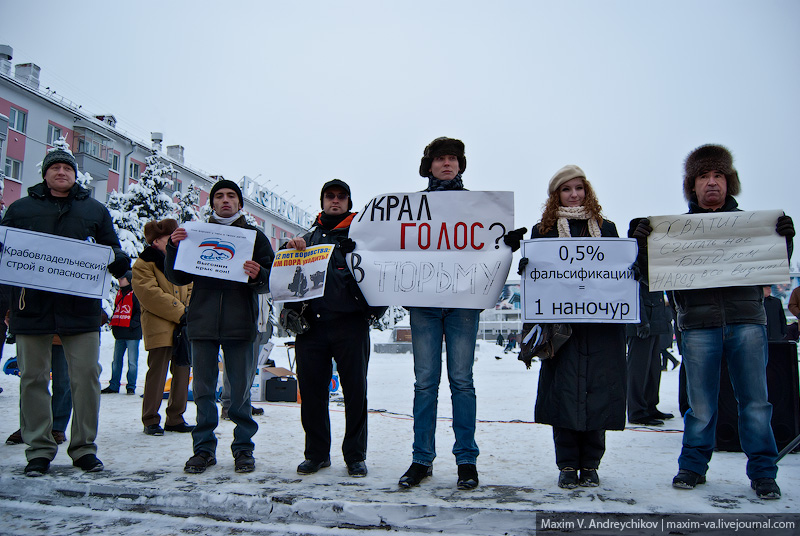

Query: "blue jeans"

xmin=191 ymin=339 xmax=257 ymax=456
xmin=409 ymin=307 xmax=480 ymax=466
xmin=679 ymin=324 xmax=778 ymax=480
xmin=109 ymin=339 xmax=139 ymax=391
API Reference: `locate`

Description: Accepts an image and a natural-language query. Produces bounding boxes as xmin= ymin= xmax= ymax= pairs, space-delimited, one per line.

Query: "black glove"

xmin=777 ymin=215 xmax=795 ymax=238
xmin=107 ymin=257 xmax=131 ymax=278
xmin=636 ymin=323 xmax=651 ymax=339
xmin=517 ymin=257 xmax=529 ymax=276
xmin=502 ymin=227 xmax=528 ymax=252
xmin=631 ymin=219 xmax=652 ymax=248
xmin=339 ymin=238 xmax=356 ymax=254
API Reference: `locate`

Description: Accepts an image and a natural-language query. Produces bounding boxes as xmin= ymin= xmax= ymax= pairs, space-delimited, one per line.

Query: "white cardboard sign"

xmin=647 ymin=210 xmax=790 ymax=291
xmin=173 ymin=221 xmax=256 ymax=283
xmin=520 ymin=237 xmax=639 ymax=323
xmin=347 ymin=191 xmax=514 ymax=309
xmin=0 ymin=226 xmax=114 ymax=299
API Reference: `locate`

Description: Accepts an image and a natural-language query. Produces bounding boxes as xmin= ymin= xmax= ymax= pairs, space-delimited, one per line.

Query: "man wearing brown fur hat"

xmin=632 ymin=144 xmax=794 ymax=500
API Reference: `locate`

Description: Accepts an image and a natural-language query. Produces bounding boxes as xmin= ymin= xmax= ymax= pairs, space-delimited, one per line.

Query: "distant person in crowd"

xmin=6 ymin=339 xmax=72 ymax=446
xmin=496 ymin=333 xmax=505 ymax=347
xmin=632 ymin=144 xmax=794 ymax=499
xmin=132 ymin=219 xmax=193 ymax=437
xmin=520 ymin=165 xmax=626 ymax=489
xmin=102 ymin=271 xmax=142 ymax=394
xmin=284 ymin=179 xmax=382 ymax=478
xmin=503 ymin=333 xmax=517 ymax=353
xmin=762 ymin=286 xmax=787 ymax=342
xmin=660 ymin=305 xmax=680 ymax=371
xmin=625 ymin=275 xmax=674 ymax=426
xmin=1 ymin=148 xmax=130 ymax=476
xmin=788 ymin=285 xmax=800 ymax=319
xmin=166 ymin=180 xmax=273 ymax=474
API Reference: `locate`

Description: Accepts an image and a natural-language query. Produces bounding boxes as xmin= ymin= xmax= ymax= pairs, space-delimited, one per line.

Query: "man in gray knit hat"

xmin=632 ymin=144 xmax=794 ymax=500
xmin=2 ymin=148 xmax=130 ymax=476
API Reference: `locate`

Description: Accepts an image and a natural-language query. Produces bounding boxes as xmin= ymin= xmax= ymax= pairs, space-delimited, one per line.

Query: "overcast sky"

xmin=2 ymin=0 xmax=798 ymax=235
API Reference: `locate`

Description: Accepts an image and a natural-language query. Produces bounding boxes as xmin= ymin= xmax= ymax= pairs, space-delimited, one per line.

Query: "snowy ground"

xmin=0 ymin=329 xmax=798 ymax=535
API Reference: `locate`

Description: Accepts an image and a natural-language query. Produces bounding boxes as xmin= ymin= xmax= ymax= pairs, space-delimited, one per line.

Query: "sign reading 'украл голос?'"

xmin=347 ymin=191 xmax=514 ymax=309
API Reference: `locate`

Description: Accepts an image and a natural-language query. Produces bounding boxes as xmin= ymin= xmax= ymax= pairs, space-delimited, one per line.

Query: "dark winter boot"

xmin=558 ymin=468 xmax=579 ymax=489
xmin=579 ymin=468 xmax=600 ymax=487
xmin=398 ymin=462 xmax=432 ymax=488
xmin=457 ymin=463 xmax=479 ymax=490
xmin=751 ymin=478 xmax=781 ymax=499
xmin=672 ymin=469 xmax=706 ymax=489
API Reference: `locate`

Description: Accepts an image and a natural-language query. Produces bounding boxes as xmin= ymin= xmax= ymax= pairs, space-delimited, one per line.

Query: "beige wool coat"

xmin=132 ymin=246 xmax=192 ymax=351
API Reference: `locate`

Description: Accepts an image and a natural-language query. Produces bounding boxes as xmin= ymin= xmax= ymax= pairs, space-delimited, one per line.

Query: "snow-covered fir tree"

xmin=106 ymin=151 xmax=179 ymax=257
xmin=174 ymin=181 xmax=201 ymax=223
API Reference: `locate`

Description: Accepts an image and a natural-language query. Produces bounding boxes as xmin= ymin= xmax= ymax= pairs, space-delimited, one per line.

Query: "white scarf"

xmin=210 ymin=210 xmax=243 ymax=226
xmin=556 ymin=206 xmax=601 ymax=238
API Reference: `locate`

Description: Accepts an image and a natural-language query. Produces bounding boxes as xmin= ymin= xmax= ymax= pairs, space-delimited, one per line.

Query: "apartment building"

xmin=0 ymin=44 xmax=310 ymax=251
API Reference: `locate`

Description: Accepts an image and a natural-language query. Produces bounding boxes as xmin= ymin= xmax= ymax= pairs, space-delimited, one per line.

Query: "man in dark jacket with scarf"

xmin=286 ymin=179 xmax=376 ymax=478
xmin=633 ymin=144 xmax=794 ymax=499
xmin=166 ymin=180 xmax=273 ymax=474
xmin=1 ymin=149 xmax=130 ymax=476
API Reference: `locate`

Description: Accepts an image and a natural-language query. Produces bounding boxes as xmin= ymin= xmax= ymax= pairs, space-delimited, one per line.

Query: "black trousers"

xmin=626 ymin=335 xmax=662 ymax=421
xmin=553 ymin=427 xmax=606 ymax=470
xmin=295 ymin=314 xmax=370 ymax=464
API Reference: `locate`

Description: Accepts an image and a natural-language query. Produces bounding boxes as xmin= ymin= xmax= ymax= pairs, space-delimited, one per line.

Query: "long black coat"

xmin=531 ymin=218 xmax=627 ymax=431
xmin=1 ymin=182 xmax=130 ymax=335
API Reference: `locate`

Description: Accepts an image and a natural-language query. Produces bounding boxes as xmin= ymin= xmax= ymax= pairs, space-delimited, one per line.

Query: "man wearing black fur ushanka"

xmin=632 ymin=144 xmax=794 ymax=500
xmin=166 ymin=180 xmax=273 ymax=475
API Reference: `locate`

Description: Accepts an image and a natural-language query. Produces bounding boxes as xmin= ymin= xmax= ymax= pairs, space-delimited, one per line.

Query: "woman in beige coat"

xmin=132 ymin=219 xmax=193 ymax=436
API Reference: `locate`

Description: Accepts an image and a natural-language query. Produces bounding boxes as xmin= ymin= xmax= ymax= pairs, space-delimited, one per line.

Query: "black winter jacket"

xmin=531 ymin=218 xmax=627 ymax=431
xmin=285 ymin=212 xmax=375 ymax=323
xmin=1 ymin=182 xmax=130 ymax=335
xmin=669 ymin=196 xmax=793 ymax=331
xmin=164 ymin=216 xmax=273 ymax=341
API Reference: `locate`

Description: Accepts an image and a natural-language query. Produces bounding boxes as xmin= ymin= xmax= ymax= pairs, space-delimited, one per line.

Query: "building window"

xmin=109 ymin=153 xmax=120 ymax=172
xmin=47 ymin=124 xmax=62 ymax=145
xmin=129 ymin=162 xmax=140 ymax=181
xmin=9 ymin=107 xmax=27 ymax=133
xmin=4 ymin=157 xmax=22 ymax=180
xmin=74 ymin=128 xmax=111 ymax=161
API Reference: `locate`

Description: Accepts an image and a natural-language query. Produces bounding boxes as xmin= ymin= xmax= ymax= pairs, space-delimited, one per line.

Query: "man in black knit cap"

xmin=166 ymin=179 xmax=273 ymax=475
xmin=2 ymin=148 xmax=130 ymax=476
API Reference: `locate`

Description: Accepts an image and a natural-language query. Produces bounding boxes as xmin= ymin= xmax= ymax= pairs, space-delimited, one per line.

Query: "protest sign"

xmin=647 ymin=210 xmax=789 ymax=291
xmin=347 ymin=191 xmax=514 ymax=309
xmin=269 ymin=244 xmax=334 ymax=302
xmin=173 ymin=221 xmax=256 ymax=283
xmin=0 ymin=226 xmax=114 ymax=299
xmin=520 ymin=238 xmax=639 ymax=323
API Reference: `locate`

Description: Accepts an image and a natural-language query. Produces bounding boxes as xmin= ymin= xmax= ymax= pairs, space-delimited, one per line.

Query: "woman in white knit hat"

xmin=525 ymin=165 xmax=626 ymax=489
